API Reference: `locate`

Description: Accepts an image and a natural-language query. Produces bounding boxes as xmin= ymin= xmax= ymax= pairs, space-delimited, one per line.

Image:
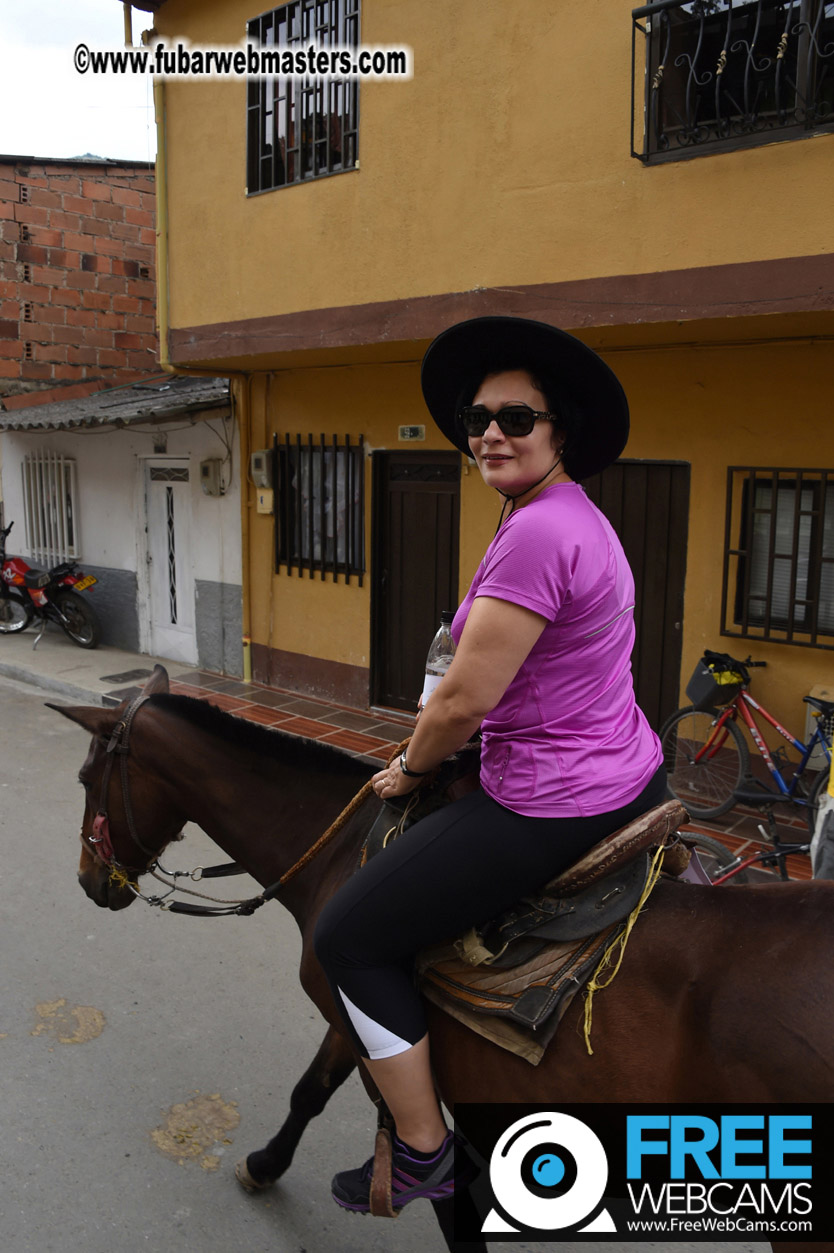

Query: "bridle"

xmin=82 ymin=691 xmax=385 ymax=918
xmin=87 ymin=693 xmax=158 ymax=872
xmin=83 ymin=691 xmax=277 ymax=916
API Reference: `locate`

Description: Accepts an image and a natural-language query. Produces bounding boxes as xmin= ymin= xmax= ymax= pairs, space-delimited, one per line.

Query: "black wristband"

xmin=399 ymin=750 xmax=429 ymax=778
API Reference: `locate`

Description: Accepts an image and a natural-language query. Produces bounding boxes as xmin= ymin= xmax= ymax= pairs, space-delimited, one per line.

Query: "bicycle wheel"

xmin=684 ymin=832 xmax=750 ymax=885
xmin=660 ymin=706 xmax=749 ymax=819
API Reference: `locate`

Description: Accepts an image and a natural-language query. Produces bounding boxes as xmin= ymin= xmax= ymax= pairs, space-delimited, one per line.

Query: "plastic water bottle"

xmin=421 ymin=611 xmax=456 ymax=706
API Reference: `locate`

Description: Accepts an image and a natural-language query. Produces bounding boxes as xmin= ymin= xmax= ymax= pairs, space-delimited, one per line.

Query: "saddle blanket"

xmin=417 ymin=921 xmax=623 ymax=1066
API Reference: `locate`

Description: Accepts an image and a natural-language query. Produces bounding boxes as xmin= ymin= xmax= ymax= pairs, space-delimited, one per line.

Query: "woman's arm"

xmin=372 ymin=595 xmax=547 ymax=799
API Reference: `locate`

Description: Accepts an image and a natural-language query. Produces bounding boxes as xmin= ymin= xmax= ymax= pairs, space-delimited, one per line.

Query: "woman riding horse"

xmin=314 ymin=315 xmax=667 ymax=1212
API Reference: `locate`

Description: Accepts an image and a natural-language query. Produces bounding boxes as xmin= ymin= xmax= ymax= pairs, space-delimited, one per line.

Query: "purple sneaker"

xmin=331 ymin=1129 xmax=475 ymax=1213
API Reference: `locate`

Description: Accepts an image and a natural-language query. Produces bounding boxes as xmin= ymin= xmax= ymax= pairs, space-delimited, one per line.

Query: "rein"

xmin=86 ymin=694 xmax=407 ymax=919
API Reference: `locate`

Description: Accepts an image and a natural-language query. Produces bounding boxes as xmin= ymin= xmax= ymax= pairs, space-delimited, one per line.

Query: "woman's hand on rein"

xmin=372 ymin=763 xmax=422 ymax=800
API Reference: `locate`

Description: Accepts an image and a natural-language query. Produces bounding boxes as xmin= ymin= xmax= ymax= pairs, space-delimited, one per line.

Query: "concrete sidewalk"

xmin=0 ymin=620 xmax=199 ymax=706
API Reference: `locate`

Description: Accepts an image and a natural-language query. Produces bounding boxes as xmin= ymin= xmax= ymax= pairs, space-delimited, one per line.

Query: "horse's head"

xmin=50 ymin=666 xmax=187 ymax=911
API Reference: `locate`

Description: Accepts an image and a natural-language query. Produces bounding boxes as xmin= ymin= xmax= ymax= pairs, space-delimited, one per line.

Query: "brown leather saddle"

xmin=360 ymin=749 xmax=692 ymax=1063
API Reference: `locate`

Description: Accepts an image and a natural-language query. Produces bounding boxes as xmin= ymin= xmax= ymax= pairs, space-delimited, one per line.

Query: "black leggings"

xmin=314 ymin=764 xmax=666 ymax=1060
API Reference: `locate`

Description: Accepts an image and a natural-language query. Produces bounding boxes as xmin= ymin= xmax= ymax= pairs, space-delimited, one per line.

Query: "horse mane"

xmin=147 ymin=693 xmax=376 ymax=780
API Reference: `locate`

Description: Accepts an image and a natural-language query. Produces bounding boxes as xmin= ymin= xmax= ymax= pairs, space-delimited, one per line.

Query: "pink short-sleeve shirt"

xmin=451 ymin=482 xmax=662 ymax=817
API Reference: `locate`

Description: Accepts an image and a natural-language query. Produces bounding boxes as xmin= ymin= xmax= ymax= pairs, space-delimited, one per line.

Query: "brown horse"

xmin=55 ymin=667 xmax=834 ymax=1251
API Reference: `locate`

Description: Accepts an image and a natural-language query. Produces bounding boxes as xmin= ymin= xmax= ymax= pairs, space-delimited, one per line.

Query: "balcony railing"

xmin=632 ymin=0 xmax=834 ymax=162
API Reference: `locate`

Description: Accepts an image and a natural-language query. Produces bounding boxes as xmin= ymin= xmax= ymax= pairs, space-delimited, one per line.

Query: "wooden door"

xmin=371 ymin=451 xmax=461 ymax=711
xmin=584 ymin=460 xmax=690 ymax=730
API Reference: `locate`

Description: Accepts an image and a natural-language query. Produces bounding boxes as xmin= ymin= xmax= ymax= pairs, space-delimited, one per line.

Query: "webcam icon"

xmin=482 ymin=1111 xmax=616 ymax=1233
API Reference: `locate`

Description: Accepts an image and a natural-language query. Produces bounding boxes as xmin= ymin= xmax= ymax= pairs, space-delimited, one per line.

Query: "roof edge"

xmin=0 ymin=154 xmax=155 ymax=169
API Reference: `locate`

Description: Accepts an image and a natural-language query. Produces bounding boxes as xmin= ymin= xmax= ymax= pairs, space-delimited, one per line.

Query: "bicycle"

xmin=683 ymin=828 xmax=811 ymax=886
xmin=660 ymin=649 xmax=832 ymax=829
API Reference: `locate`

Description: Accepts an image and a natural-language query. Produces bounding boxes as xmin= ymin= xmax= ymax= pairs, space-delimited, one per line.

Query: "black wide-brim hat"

xmin=420 ymin=316 xmax=629 ymax=481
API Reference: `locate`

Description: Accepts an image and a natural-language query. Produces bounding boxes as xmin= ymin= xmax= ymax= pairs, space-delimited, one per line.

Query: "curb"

xmin=0 ymin=661 xmax=104 ymax=707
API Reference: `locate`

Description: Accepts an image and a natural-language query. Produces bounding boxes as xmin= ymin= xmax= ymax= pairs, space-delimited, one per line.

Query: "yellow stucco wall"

xmin=616 ymin=339 xmax=833 ymax=733
xmin=246 ymin=362 xmax=459 ymax=667
xmin=154 ymin=0 xmax=834 ymax=330
xmin=149 ymin=0 xmax=833 ymax=730
xmin=244 ymin=336 xmax=831 ymax=730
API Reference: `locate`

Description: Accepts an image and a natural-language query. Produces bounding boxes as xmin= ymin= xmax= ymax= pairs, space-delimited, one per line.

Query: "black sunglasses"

xmin=458 ymin=404 xmax=558 ymax=438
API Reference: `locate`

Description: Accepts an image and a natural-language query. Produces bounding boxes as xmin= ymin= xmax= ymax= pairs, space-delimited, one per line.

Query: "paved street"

xmin=0 ymin=674 xmax=771 ymax=1253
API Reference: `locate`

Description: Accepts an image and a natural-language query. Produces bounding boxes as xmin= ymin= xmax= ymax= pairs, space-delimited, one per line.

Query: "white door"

xmin=144 ymin=460 xmax=198 ymax=664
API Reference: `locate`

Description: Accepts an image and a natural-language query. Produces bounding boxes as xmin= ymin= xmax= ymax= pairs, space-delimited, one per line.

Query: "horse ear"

xmin=141 ymin=665 xmax=170 ymax=696
xmin=46 ymin=703 xmax=116 ymax=737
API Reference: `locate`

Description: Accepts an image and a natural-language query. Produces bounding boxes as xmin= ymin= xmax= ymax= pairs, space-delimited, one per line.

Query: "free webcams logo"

xmin=454 ymin=1104 xmax=827 ymax=1241
xmin=482 ymin=1112 xmax=616 ymax=1233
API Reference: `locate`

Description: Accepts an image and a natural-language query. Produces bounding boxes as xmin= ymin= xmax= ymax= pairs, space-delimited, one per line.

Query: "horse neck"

xmin=140 ymin=707 xmax=373 ymax=924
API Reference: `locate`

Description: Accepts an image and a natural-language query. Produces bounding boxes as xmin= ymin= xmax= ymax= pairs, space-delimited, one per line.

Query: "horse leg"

xmin=235 ymin=1025 xmax=356 ymax=1190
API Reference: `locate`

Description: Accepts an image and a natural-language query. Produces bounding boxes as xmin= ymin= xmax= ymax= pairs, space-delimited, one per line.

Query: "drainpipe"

xmin=147 ymin=41 xmax=254 ymax=681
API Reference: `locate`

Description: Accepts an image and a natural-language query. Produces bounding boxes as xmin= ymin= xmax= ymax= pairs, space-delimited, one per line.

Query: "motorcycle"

xmin=0 ymin=520 xmax=101 ymax=648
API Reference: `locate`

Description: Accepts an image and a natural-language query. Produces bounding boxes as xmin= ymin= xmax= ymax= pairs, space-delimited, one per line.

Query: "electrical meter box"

xmin=199 ymin=458 xmax=223 ymax=496
xmin=250 ymin=449 xmax=273 ymax=488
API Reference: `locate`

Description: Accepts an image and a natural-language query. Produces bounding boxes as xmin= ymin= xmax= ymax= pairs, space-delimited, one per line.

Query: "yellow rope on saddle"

xmin=582 ymin=843 xmax=667 ymax=1056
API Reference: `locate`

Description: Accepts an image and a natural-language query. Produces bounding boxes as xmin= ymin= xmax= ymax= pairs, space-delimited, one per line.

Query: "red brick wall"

xmin=0 ymin=158 xmax=158 ymax=407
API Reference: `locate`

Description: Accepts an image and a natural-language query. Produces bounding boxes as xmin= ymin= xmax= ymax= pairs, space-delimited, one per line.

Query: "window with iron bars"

xmin=274 ymin=434 xmax=364 ymax=583
xmin=631 ymin=0 xmax=834 ymax=163
xmin=21 ymin=452 xmax=78 ymax=566
xmin=722 ymin=467 xmax=834 ymax=649
xmin=246 ymin=1 xmax=359 ymax=194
